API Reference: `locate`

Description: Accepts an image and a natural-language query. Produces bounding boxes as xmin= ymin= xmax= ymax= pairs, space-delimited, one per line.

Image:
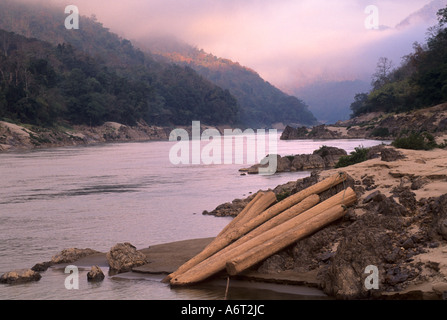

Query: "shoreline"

xmin=1 ymin=135 xmax=447 ymax=299
xmin=0 ymin=120 xmax=172 ymax=153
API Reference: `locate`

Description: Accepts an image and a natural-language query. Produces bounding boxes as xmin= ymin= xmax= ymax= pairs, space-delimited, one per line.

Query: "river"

xmin=0 ymin=134 xmax=387 ymax=300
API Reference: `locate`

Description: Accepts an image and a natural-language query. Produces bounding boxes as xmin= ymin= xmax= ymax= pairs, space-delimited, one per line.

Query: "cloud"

xmin=42 ymin=0 xmax=439 ymax=90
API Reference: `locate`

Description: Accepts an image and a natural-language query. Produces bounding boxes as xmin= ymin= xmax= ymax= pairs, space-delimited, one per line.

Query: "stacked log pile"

xmin=165 ymin=171 xmax=357 ymax=287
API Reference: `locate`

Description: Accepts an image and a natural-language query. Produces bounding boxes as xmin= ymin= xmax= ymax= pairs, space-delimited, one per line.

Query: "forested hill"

xmin=0 ymin=1 xmax=238 ymax=127
xmin=0 ymin=0 xmax=317 ymax=128
xmin=349 ymin=5 xmax=447 ymax=119
xmin=139 ymin=37 xmax=317 ymax=127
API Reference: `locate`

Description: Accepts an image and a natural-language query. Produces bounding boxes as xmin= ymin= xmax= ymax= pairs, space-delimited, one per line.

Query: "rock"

xmin=293 ymin=171 xmax=320 ymax=193
xmin=362 ymin=175 xmax=376 ymax=190
xmin=397 ymin=188 xmax=418 ymax=213
xmin=203 ymin=195 xmax=253 ymax=217
xmin=51 ymin=248 xmax=100 ymax=264
xmin=401 ymin=238 xmax=415 ymax=249
xmin=385 ymin=267 xmax=409 ymax=286
xmin=277 ymin=155 xmax=292 ymax=172
xmin=31 ymin=261 xmax=53 ymax=272
xmin=0 ymin=269 xmax=41 ymax=284
xmin=366 ymin=145 xmax=405 ymax=162
xmin=87 ymin=266 xmax=105 ymax=282
xmin=291 ymin=154 xmax=325 ymax=171
xmin=106 ymin=242 xmax=148 ymax=274
xmin=307 ymin=125 xmax=340 ymax=139
xmin=313 ymin=146 xmax=347 ymax=168
xmin=321 ymin=213 xmax=405 ymax=299
xmin=380 ymin=148 xmax=405 ymax=162
xmin=280 ymin=126 xmax=309 ymax=140
xmin=411 ymin=177 xmax=428 ymax=190
xmin=440 ymin=219 xmax=447 ymax=241
xmin=366 ymin=191 xmax=409 ymax=217
xmin=420 ymin=194 xmax=447 ymax=241
xmin=432 ymin=282 xmax=447 ymax=297
xmin=363 ymin=190 xmax=381 ymax=204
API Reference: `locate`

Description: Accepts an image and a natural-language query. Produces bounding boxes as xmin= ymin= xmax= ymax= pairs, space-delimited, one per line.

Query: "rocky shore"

xmin=204 ymin=146 xmax=447 ymax=299
xmin=238 ymin=146 xmax=348 ymax=175
xmin=281 ymin=103 xmax=447 ymax=143
xmin=0 ymin=120 xmax=172 ymax=152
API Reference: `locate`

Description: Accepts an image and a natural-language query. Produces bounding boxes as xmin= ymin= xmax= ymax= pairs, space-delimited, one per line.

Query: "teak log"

xmin=216 ymin=191 xmax=265 ymax=238
xmin=170 ymin=187 xmax=356 ymax=286
xmin=198 ymin=171 xmax=347 ymax=265
xmin=222 ymin=172 xmax=348 ymax=244
xmin=163 ymin=190 xmax=277 ymax=283
xmin=219 ymin=194 xmax=320 ymax=256
xmin=168 ymin=194 xmax=318 ymax=285
xmin=226 ymin=203 xmax=349 ymax=275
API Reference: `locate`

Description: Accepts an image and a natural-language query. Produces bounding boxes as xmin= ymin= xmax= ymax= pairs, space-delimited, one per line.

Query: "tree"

xmin=437 ymin=6 xmax=447 ymax=27
xmin=349 ymin=93 xmax=369 ymax=117
xmin=371 ymin=57 xmax=394 ymax=90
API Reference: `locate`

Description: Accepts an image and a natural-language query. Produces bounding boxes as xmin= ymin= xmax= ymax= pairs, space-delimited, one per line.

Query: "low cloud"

xmin=29 ymin=0 xmax=442 ymax=90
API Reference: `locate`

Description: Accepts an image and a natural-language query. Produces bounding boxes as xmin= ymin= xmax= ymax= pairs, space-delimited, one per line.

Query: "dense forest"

xmin=140 ymin=37 xmax=317 ymax=127
xmin=350 ymin=6 xmax=447 ymax=118
xmin=0 ymin=1 xmax=238 ymax=127
xmin=0 ymin=0 xmax=316 ymax=128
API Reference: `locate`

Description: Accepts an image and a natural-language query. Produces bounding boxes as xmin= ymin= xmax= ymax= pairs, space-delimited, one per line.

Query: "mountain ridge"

xmin=138 ymin=36 xmax=317 ymax=127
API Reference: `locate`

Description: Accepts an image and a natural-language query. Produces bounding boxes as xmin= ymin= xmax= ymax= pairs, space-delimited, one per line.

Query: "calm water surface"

xmin=0 ymin=135 xmax=386 ymax=299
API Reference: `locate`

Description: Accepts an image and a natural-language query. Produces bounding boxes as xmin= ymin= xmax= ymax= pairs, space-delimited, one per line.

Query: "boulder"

xmin=0 ymin=269 xmax=41 ymax=284
xmin=313 ymin=146 xmax=347 ymax=168
xmin=51 ymin=248 xmax=100 ymax=264
xmin=321 ymin=213 xmax=406 ymax=299
xmin=87 ymin=265 xmax=105 ymax=282
xmin=380 ymin=148 xmax=406 ymax=162
xmin=280 ymin=126 xmax=309 ymax=140
xmin=32 ymin=261 xmax=53 ymax=272
xmin=291 ymin=154 xmax=325 ymax=171
xmin=106 ymin=242 xmax=148 ymax=274
xmin=277 ymin=155 xmax=292 ymax=172
xmin=421 ymin=194 xmax=447 ymax=241
xmin=366 ymin=191 xmax=409 ymax=217
xmin=308 ymin=125 xmax=340 ymax=139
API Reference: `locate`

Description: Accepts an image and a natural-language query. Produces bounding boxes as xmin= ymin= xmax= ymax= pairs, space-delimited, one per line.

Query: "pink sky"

xmin=48 ymin=0 xmax=440 ymax=90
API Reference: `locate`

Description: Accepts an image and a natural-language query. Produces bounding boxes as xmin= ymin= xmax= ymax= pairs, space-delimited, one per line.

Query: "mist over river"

xmin=0 ymin=135 xmax=386 ymax=299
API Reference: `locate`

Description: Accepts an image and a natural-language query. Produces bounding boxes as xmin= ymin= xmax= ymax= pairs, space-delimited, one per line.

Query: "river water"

xmin=0 ymin=134 xmax=386 ymax=300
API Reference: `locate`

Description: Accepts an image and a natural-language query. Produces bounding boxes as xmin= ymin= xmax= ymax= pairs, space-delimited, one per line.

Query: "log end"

xmin=225 ymin=261 xmax=239 ymax=276
xmin=161 ymin=274 xmax=172 ymax=283
xmin=169 ymin=276 xmax=191 ymax=287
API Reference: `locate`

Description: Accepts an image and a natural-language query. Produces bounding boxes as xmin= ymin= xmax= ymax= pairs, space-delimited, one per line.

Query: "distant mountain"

xmin=396 ymin=0 xmax=447 ymax=29
xmin=138 ymin=36 xmax=317 ymax=128
xmin=0 ymin=0 xmax=239 ymax=127
xmin=294 ymin=80 xmax=371 ymax=124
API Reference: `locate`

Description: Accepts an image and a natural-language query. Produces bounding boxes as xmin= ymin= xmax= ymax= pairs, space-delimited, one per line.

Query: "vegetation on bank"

xmin=392 ymin=132 xmax=447 ymax=150
xmin=333 ymin=132 xmax=446 ymax=169
xmin=334 ymin=147 xmax=369 ymax=168
xmin=350 ymin=6 xmax=447 ymax=118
